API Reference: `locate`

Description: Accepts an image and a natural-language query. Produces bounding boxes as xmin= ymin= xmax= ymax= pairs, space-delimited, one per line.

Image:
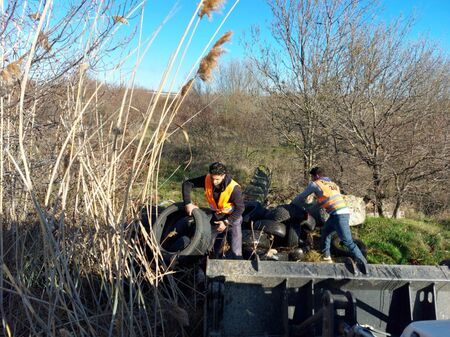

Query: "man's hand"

xmin=214 ymin=220 xmax=227 ymax=233
xmin=185 ymin=203 xmax=199 ymax=215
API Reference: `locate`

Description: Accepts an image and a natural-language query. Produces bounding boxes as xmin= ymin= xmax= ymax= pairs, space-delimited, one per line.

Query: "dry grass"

xmin=303 ymin=250 xmax=322 ymax=262
xmin=0 ymin=0 xmax=239 ymax=336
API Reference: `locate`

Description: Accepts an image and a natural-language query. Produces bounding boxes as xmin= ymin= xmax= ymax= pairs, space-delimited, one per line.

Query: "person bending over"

xmin=182 ymin=162 xmax=244 ymax=259
xmin=291 ymin=166 xmax=367 ymax=271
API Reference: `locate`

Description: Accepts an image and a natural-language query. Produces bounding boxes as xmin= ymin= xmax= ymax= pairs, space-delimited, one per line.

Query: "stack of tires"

xmin=242 ymin=166 xmax=271 ymax=204
xmin=241 ymin=201 xmax=368 ymax=261
xmin=241 ymin=165 xmax=316 ymax=261
xmin=241 ymin=201 xmax=316 ymax=261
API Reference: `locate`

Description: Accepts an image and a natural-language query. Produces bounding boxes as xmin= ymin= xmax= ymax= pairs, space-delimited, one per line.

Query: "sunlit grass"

xmin=357 ymin=217 xmax=450 ymax=265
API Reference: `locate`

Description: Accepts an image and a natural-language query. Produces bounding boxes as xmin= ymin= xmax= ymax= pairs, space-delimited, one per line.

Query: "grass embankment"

xmin=355 ymin=217 xmax=450 ymax=265
xmin=156 ymin=162 xmax=206 ymax=205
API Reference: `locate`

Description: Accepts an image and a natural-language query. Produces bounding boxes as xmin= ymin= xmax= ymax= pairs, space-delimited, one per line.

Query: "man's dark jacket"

xmin=182 ymin=174 xmax=244 ymax=222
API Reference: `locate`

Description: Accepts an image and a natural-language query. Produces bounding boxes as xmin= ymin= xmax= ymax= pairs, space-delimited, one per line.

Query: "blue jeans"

xmin=321 ymin=213 xmax=367 ymax=263
xmin=210 ymin=216 xmax=243 ymax=258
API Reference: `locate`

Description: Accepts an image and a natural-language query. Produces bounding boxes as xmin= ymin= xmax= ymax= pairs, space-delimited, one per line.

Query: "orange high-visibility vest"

xmin=315 ymin=179 xmax=347 ymax=214
xmin=204 ymin=174 xmax=239 ymax=214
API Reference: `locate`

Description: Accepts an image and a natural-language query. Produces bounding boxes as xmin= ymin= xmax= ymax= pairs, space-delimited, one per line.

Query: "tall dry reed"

xmin=0 ymin=0 xmax=238 ymax=336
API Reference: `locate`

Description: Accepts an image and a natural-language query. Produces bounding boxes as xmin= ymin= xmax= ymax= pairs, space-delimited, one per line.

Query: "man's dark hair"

xmin=309 ymin=166 xmax=324 ymax=176
xmin=209 ymin=162 xmax=227 ymax=175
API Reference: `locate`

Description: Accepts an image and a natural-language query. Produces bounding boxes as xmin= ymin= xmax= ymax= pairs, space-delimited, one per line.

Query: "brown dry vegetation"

xmin=1 ymin=1 xmax=450 ymax=336
xmin=0 ymin=1 xmax=236 ymax=336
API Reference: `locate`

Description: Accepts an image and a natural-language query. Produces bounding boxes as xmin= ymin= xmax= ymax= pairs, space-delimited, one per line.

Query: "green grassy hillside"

xmin=355 ymin=217 xmax=450 ymax=265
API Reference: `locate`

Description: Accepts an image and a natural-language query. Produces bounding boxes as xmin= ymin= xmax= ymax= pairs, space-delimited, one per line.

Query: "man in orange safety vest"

xmin=292 ymin=166 xmax=368 ymax=273
xmin=182 ymin=162 xmax=244 ymax=259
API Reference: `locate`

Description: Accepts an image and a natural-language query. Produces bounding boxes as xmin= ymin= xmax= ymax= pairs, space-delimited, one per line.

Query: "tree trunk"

xmin=303 ymin=154 xmax=309 ymax=181
xmin=393 ymin=193 xmax=403 ymax=218
xmin=372 ymin=166 xmax=385 ymax=217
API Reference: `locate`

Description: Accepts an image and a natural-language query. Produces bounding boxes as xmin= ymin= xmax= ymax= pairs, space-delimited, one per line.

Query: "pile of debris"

xmin=145 ymin=166 xmax=366 ymax=263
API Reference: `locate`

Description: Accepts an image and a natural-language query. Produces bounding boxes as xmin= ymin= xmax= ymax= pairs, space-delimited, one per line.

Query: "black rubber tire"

xmin=289 ymin=247 xmax=305 ymax=261
xmin=159 ymin=215 xmax=195 ymax=251
xmin=242 ymin=229 xmax=271 ymax=250
xmin=264 ymin=206 xmax=291 ymax=222
xmin=172 ymin=215 xmax=195 ymax=235
xmin=245 ymin=184 xmax=266 ymax=194
xmin=285 ymin=203 xmax=307 ymax=220
xmin=264 ymin=204 xmax=307 ymax=223
xmin=300 ymin=212 xmax=316 ymax=231
xmin=153 ymin=203 xmax=211 ymax=260
xmin=140 ymin=204 xmax=166 ymax=231
xmin=296 ymin=202 xmax=329 ymax=227
xmin=243 ymin=168 xmax=271 ymax=204
xmin=253 ymin=167 xmax=271 ymax=179
xmin=250 ymin=177 xmax=270 ymax=188
xmin=243 ymin=193 xmax=266 ymax=203
xmin=330 ymin=233 xmax=367 ymax=258
xmin=253 ymin=219 xmax=286 ymax=238
xmin=286 ymin=220 xmax=301 ymax=247
xmin=242 ymin=201 xmax=266 ymax=223
xmin=309 ymin=206 xmax=329 ymax=227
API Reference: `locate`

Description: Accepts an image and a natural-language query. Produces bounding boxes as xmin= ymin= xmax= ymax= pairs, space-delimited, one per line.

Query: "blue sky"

xmin=115 ymin=0 xmax=450 ymax=90
xmin=379 ymin=0 xmax=450 ymax=51
xmin=122 ymin=0 xmax=273 ymax=90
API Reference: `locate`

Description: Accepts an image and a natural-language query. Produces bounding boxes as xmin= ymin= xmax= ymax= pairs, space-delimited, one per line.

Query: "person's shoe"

xmin=355 ymin=258 xmax=368 ymax=275
xmin=344 ymin=257 xmax=359 ymax=275
xmin=322 ymin=255 xmax=333 ymax=263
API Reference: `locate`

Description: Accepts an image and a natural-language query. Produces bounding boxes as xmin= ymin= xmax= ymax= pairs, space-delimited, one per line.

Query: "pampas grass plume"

xmin=29 ymin=12 xmax=41 ymax=20
xmin=6 ymin=60 xmax=22 ymax=78
xmin=197 ymin=31 xmax=232 ymax=81
xmin=113 ymin=16 xmax=129 ymax=25
xmin=0 ymin=68 xmax=10 ymax=82
xmin=0 ymin=56 xmax=25 ymax=83
xmin=213 ymin=31 xmax=232 ymax=48
xmin=180 ymin=78 xmax=194 ymax=97
xmin=199 ymin=0 xmax=225 ymax=19
xmin=38 ymin=32 xmax=51 ymax=51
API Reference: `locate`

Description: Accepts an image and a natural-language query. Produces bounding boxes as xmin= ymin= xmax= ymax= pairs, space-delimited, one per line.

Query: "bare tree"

xmin=246 ymin=0 xmax=376 ymax=180
xmin=214 ymin=58 xmax=261 ymax=96
xmin=246 ymin=0 xmax=450 ymax=215
xmin=388 ymin=102 xmax=450 ymax=217
xmin=326 ymin=18 xmax=450 ymax=216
